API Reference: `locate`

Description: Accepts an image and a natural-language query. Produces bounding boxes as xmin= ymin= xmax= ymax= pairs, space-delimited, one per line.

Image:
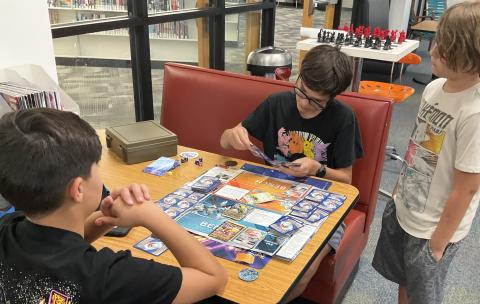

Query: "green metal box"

xmin=105 ymin=120 xmax=177 ymax=165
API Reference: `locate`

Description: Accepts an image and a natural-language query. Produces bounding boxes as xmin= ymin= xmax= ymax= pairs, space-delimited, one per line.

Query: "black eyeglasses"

xmin=293 ymin=86 xmax=329 ymax=111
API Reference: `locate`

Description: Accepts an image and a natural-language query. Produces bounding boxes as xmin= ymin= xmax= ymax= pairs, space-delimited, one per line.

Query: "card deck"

xmin=317 ymin=198 xmax=343 ymax=213
xmin=327 ymin=193 xmax=347 ymax=203
xmin=289 ymin=210 xmax=311 ymax=219
xmin=163 ymin=206 xmax=184 ymax=219
xmin=209 ymin=221 xmax=245 ymax=242
xmin=174 ymin=198 xmax=196 ymax=210
xmin=305 ymin=208 xmax=329 ymax=223
xmin=305 ymin=188 xmax=330 ymax=202
xmin=172 ymin=188 xmax=193 ymax=197
xmin=187 ymin=192 xmax=206 ymax=201
xmin=191 ymin=176 xmax=221 ymax=193
xmin=156 ymin=194 xmax=184 ymax=208
xmin=134 ymin=236 xmax=168 ymax=256
xmin=291 ymin=199 xmax=318 ymax=213
xmin=269 ymin=216 xmax=304 ymax=235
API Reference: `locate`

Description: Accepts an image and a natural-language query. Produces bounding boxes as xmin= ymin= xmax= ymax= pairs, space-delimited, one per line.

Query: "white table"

xmin=296 ymin=35 xmax=420 ymax=91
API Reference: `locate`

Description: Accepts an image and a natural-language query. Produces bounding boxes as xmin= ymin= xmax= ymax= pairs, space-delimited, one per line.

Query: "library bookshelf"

xmin=48 ymin=0 xmax=240 ymax=63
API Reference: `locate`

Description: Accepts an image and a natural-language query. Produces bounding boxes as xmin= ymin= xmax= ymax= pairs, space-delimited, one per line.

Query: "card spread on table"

xmin=209 ymin=221 xmax=245 ymax=242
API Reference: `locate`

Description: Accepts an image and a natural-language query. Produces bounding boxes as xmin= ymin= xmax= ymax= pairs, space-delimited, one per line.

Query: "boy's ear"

xmin=68 ymin=177 xmax=84 ymax=203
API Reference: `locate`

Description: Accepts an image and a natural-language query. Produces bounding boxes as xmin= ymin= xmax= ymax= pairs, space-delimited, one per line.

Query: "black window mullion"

xmin=261 ymin=0 xmax=275 ymax=47
xmin=129 ymin=0 xmax=154 ymax=121
xmin=210 ymin=0 xmax=226 ymax=70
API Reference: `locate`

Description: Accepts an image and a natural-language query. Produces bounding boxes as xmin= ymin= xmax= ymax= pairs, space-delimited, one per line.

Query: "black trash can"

xmin=246 ymin=46 xmax=292 ymax=80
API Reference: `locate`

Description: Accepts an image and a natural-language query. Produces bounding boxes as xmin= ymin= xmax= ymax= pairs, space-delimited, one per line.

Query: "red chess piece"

xmin=343 ymin=24 xmax=349 ymax=32
xmin=373 ymin=27 xmax=381 ymax=39
xmin=391 ymin=30 xmax=398 ymax=43
xmin=398 ymin=30 xmax=406 ymax=43
xmin=381 ymin=30 xmax=389 ymax=41
xmin=364 ymin=26 xmax=371 ymax=39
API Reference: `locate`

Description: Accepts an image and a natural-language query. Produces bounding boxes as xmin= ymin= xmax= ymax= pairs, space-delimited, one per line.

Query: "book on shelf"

xmin=48 ymin=0 xmax=127 ymax=11
xmin=0 ymin=82 xmax=63 ymax=111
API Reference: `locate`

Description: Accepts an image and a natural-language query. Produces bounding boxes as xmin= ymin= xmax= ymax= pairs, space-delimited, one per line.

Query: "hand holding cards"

xmin=249 ymin=144 xmax=300 ymax=168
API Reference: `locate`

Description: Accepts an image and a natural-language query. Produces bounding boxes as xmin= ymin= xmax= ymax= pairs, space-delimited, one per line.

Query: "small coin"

xmin=224 ymin=160 xmax=238 ymax=167
xmin=238 ymin=268 xmax=259 ymax=282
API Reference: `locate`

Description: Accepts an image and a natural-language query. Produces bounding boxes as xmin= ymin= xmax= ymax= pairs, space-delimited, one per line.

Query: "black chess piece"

xmin=383 ymin=36 xmax=392 ymax=50
xmin=329 ymin=32 xmax=336 ymax=43
xmin=317 ymin=29 xmax=323 ymax=43
xmin=322 ymin=31 xmax=328 ymax=43
xmin=335 ymin=33 xmax=344 ymax=45
xmin=344 ymin=34 xmax=351 ymax=45
xmin=372 ymin=37 xmax=381 ymax=49
xmin=364 ymin=36 xmax=371 ymax=48
xmin=353 ymin=38 xmax=360 ymax=47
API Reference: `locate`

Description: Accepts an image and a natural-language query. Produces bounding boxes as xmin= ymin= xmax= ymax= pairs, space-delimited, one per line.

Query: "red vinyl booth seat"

xmin=162 ymin=63 xmax=393 ymax=303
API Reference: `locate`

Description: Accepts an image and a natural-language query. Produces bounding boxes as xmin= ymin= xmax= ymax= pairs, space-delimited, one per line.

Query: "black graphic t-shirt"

xmin=243 ymin=91 xmax=363 ymax=169
xmin=0 ymin=212 xmax=182 ymax=304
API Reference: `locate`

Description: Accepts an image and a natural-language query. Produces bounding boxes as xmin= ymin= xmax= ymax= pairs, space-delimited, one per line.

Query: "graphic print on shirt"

xmin=394 ymin=101 xmax=454 ymax=213
xmin=275 ymin=127 xmax=330 ymax=162
xmin=0 ymin=262 xmax=80 ymax=304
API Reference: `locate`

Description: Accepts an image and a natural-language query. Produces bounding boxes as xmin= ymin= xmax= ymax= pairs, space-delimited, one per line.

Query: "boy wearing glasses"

xmin=220 ymin=44 xmax=363 ymax=301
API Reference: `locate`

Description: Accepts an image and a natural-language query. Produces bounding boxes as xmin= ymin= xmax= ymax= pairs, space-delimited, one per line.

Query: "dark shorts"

xmin=372 ymin=201 xmax=461 ymax=304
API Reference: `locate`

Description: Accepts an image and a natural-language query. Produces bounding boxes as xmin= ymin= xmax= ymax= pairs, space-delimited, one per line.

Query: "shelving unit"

xmin=48 ymin=0 xmax=240 ymax=63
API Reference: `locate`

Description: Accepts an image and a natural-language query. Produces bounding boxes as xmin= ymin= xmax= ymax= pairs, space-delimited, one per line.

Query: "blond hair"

xmin=436 ymin=0 xmax=480 ymax=74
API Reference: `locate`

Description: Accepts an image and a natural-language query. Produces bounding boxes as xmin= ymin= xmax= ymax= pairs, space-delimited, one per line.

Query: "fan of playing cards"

xmin=249 ymin=144 xmax=300 ymax=168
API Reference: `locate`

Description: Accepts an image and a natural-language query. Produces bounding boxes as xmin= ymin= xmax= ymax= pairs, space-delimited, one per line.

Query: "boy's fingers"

xmin=95 ymin=216 xmax=118 ymax=227
xmin=129 ymin=184 xmax=145 ymax=203
xmin=119 ymin=188 xmax=134 ymax=205
xmin=140 ymin=184 xmax=151 ymax=200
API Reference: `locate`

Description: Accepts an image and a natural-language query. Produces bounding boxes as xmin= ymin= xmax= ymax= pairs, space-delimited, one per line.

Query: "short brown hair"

xmin=436 ymin=1 xmax=480 ymax=74
xmin=0 ymin=109 xmax=101 ymax=216
xmin=300 ymin=45 xmax=352 ymax=97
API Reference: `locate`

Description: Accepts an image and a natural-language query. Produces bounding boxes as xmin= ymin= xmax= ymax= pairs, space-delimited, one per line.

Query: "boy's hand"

xmin=227 ymin=124 xmax=252 ymax=150
xmin=430 ymin=238 xmax=447 ymax=262
xmin=104 ymin=184 xmax=150 ymax=206
xmin=96 ymin=197 xmax=157 ymax=228
xmin=96 ymin=184 xmax=151 ymax=226
xmin=279 ymin=157 xmax=321 ymax=177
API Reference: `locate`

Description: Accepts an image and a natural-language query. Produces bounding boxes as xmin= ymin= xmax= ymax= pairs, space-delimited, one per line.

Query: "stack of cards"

xmin=305 ymin=188 xmax=330 ymax=202
xmin=269 ymin=216 xmax=304 ymax=235
xmin=289 ymin=199 xmax=330 ymax=224
xmin=253 ymin=231 xmax=288 ymax=255
xmin=144 ymin=157 xmax=180 ymax=176
xmin=222 ymin=203 xmax=252 ymax=221
xmin=134 ymin=236 xmax=168 ymax=256
xmin=191 ymin=176 xmax=221 ymax=193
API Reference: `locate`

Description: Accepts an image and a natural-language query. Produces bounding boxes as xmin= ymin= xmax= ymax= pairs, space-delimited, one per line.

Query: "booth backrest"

xmin=161 ymin=63 xmax=294 ymax=163
xmin=162 ymin=62 xmax=393 ymax=231
xmin=335 ymin=92 xmax=392 ymax=229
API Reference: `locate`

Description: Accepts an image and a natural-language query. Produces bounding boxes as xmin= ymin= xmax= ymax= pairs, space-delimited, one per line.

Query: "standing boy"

xmin=220 ymin=44 xmax=363 ymax=300
xmin=373 ymin=2 xmax=480 ymax=303
xmin=0 ymin=109 xmax=228 ymax=303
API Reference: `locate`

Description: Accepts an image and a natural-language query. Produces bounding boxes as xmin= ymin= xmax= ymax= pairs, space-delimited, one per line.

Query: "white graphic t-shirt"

xmin=393 ymin=78 xmax=480 ymax=242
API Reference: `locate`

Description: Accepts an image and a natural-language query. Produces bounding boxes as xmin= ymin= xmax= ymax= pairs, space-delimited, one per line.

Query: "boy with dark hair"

xmin=0 ymin=109 xmax=228 ymax=303
xmin=372 ymin=2 xmax=480 ymax=303
xmin=220 ymin=44 xmax=363 ymax=301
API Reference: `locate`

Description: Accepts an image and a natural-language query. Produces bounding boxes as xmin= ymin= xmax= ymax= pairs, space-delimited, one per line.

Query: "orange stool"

xmin=359 ymin=53 xmax=422 ymax=198
xmin=359 ymin=53 xmax=422 ymax=103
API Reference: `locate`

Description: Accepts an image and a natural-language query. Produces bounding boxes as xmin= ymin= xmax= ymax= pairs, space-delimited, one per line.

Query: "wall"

xmin=389 ymin=0 xmax=411 ymax=32
xmin=0 ymin=0 xmax=58 ymax=83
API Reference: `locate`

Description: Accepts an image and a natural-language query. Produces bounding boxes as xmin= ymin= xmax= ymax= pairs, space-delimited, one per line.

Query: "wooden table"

xmin=296 ymin=32 xmax=420 ymax=92
xmin=94 ymin=131 xmax=359 ymax=304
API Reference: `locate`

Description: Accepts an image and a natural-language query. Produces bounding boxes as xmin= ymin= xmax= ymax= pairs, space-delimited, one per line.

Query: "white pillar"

xmin=0 ymin=0 xmax=57 ymax=83
xmin=389 ymin=0 xmax=412 ymax=32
